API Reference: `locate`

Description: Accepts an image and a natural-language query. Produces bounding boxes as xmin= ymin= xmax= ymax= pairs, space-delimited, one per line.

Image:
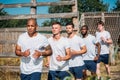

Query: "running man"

xmin=80 ymin=25 xmax=101 ymax=79
xmin=46 ymin=22 xmax=71 ymax=80
xmin=15 ymin=18 xmax=52 ymax=80
xmin=96 ymin=20 xmax=112 ymax=80
xmin=66 ymin=22 xmax=87 ymax=80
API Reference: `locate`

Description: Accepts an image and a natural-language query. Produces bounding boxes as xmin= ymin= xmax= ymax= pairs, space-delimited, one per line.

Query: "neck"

xmin=82 ymin=33 xmax=88 ymax=38
xmin=53 ymin=33 xmax=61 ymax=40
xmin=99 ymin=29 xmax=105 ymax=32
xmin=28 ymin=31 xmax=37 ymax=37
xmin=68 ymin=32 xmax=75 ymax=38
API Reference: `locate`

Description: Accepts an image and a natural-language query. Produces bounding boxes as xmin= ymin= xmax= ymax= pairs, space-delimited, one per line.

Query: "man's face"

xmin=52 ymin=24 xmax=61 ymax=35
xmin=80 ymin=27 xmax=87 ymax=35
xmin=97 ymin=24 xmax=104 ymax=32
xmin=27 ymin=20 xmax=37 ymax=35
xmin=66 ymin=25 xmax=74 ymax=34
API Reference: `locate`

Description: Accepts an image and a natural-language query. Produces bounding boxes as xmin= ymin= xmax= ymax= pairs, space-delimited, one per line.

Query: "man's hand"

xmin=32 ymin=50 xmax=42 ymax=59
xmin=45 ymin=62 xmax=49 ymax=68
xmin=101 ymin=37 xmax=106 ymax=43
xmin=23 ymin=49 xmax=30 ymax=57
xmin=56 ymin=55 xmax=63 ymax=61
xmin=94 ymin=56 xmax=99 ymax=61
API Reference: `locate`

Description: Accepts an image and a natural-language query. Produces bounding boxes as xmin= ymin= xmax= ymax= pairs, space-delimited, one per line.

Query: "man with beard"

xmin=66 ymin=22 xmax=87 ymax=80
xmin=80 ymin=25 xmax=101 ymax=80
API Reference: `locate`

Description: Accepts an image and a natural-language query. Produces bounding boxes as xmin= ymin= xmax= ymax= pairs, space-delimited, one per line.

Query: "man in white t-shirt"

xmin=80 ymin=25 xmax=101 ymax=79
xmin=15 ymin=18 xmax=52 ymax=80
xmin=46 ymin=22 xmax=71 ymax=80
xmin=96 ymin=21 xmax=112 ymax=80
xmin=66 ymin=22 xmax=87 ymax=80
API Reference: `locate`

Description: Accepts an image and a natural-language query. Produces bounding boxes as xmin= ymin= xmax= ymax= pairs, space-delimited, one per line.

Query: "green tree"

xmin=0 ymin=8 xmax=27 ymax=28
xmin=113 ymin=0 xmax=120 ymax=11
xmin=42 ymin=0 xmax=108 ymax=26
xmin=0 ymin=8 xmax=10 ymax=28
xmin=41 ymin=4 xmax=72 ymax=26
xmin=78 ymin=0 xmax=108 ymax=12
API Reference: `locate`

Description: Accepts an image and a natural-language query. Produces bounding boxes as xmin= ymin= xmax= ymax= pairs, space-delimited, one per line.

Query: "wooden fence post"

xmin=101 ymin=12 xmax=105 ymax=22
xmin=31 ymin=0 xmax=36 ymax=15
xmin=72 ymin=0 xmax=79 ymax=30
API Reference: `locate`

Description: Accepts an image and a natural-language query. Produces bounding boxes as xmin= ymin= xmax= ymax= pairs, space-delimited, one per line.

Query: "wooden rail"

xmin=0 ymin=12 xmax=78 ymax=20
xmin=0 ymin=0 xmax=75 ymax=8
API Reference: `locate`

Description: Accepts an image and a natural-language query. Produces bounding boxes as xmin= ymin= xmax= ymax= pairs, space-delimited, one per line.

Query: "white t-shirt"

xmin=48 ymin=36 xmax=70 ymax=71
xmin=82 ymin=34 xmax=98 ymax=60
xmin=17 ymin=32 xmax=49 ymax=74
xmin=67 ymin=35 xmax=85 ymax=67
xmin=96 ymin=31 xmax=111 ymax=54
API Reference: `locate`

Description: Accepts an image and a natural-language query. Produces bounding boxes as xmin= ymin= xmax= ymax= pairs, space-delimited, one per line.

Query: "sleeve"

xmin=42 ymin=36 xmax=50 ymax=47
xmin=64 ymin=38 xmax=70 ymax=49
xmin=92 ymin=36 xmax=98 ymax=44
xmin=17 ymin=35 xmax=22 ymax=47
xmin=106 ymin=31 xmax=111 ymax=39
xmin=79 ymin=37 xmax=85 ymax=47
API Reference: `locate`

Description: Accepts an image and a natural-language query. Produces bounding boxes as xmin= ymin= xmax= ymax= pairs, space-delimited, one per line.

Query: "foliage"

xmin=42 ymin=0 xmax=108 ymax=26
xmin=41 ymin=4 xmax=72 ymax=26
xmin=0 ymin=8 xmax=27 ymax=28
xmin=113 ymin=0 xmax=120 ymax=11
xmin=78 ymin=0 xmax=108 ymax=12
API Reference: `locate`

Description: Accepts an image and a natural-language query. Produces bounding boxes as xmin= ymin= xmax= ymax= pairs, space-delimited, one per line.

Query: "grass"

xmin=0 ymin=53 xmax=120 ymax=80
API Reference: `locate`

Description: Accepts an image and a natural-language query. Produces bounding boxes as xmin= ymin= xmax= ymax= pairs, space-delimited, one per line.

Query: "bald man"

xmin=15 ymin=18 xmax=52 ymax=80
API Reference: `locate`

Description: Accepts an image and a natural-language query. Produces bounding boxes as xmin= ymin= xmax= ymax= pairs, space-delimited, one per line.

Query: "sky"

xmin=0 ymin=0 xmax=116 ymax=26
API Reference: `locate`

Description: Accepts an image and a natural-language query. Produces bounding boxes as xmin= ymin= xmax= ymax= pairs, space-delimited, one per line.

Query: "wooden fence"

xmin=0 ymin=0 xmax=79 ymax=27
xmin=80 ymin=12 xmax=120 ymax=45
xmin=0 ymin=0 xmax=120 ymax=79
xmin=0 ymin=0 xmax=78 ymax=79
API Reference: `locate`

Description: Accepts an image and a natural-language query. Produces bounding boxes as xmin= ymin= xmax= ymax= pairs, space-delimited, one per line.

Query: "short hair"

xmin=97 ymin=20 xmax=104 ymax=26
xmin=81 ymin=25 xmax=89 ymax=30
xmin=27 ymin=18 xmax=37 ymax=26
xmin=66 ymin=22 xmax=74 ymax=28
xmin=52 ymin=22 xmax=61 ymax=26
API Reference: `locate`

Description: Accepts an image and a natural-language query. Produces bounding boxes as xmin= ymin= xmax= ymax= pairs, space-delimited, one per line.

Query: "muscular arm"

xmin=106 ymin=38 xmax=113 ymax=44
xmin=95 ymin=42 xmax=101 ymax=56
xmin=56 ymin=48 xmax=71 ymax=61
xmin=101 ymin=37 xmax=112 ymax=44
xmin=94 ymin=42 xmax=101 ymax=61
xmin=41 ymin=45 xmax=52 ymax=56
xmin=71 ymin=45 xmax=87 ymax=56
xmin=15 ymin=44 xmax=30 ymax=57
xmin=33 ymin=45 xmax=52 ymax=59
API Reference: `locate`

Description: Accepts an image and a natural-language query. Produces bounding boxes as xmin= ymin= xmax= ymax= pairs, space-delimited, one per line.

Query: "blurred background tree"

xmin=41 ymin=0 xmax=108 ymax=26
xmin=113 ymin=0 xmax=120 ymax=11
xmin=0 ymin=5 xmax=27 ymax=28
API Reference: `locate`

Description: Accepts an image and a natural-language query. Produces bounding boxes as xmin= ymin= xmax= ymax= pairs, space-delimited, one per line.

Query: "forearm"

xmin=41 ymin=50 xmax=52 ymax=56
xmin=96 ymin=43 xmax=101 ymax=56
xmin=76 ymin=49 xmax=87 ymax=55
xmin=42 ymin=45 xmax=52 ymax=57
xmin=15 ymin=50 xmax=24 ymax=56
xmin=106 ymin=39 xmax=113 ymax=44
xmin=74 ymin=46 xmax=87 ymax=55
xmin=61 ymin=55 xmax=71 ymax=61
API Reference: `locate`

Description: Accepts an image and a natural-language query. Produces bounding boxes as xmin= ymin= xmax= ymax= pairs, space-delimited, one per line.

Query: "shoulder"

xmin=95 ymin=31 xmax=99 ymax=35
xmin=104 ymin=31 xmax=110 ymax=34
xmin=48 ymin=37 xmax=52 ymax=41
xmin=88 ymin=34 xmax=95 ymax=38
xmin=37 ymin=33 xmax=47 ymax=39
xmin=19 ymin=32 xmax=27 ymax=38
xmin=75 ymin=35 xmax=83 ymax=40
xmin=61 ymin=36 xmax=68 ymax=41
